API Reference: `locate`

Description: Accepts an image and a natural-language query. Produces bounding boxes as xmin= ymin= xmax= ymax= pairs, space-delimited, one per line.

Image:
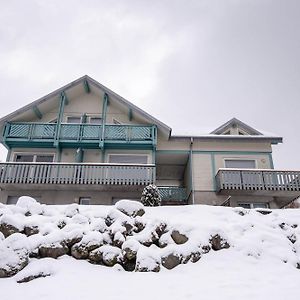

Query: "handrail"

xmin=0 ymin=162 xmax=156 ymax=186
xmin=0 ymin=162 xmax=155 ymax=167
xmin=216 ymin=169 xmax=300 ymax=192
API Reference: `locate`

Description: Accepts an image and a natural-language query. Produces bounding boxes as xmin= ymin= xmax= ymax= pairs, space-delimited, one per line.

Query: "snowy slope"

xmin=1 ymin=198 xmax=300 ymax=300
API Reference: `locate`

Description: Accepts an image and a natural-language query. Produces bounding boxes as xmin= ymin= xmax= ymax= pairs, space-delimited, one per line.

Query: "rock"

xmin=161 ymin=253 xmax=181 ymax=270
xmin=133 ymin=217 xmax=146 ymax=233
xmin=64 ymin=204 xmax=79 ymax=218
xmin=256 ymin=209 xmax=272 ymax=215
xmin=287 ymin=234 xmax=297 ymax=244
xmin=39 ymin=243 xmax=68 ymax=258
xmin=89 ymin=248 xmax=103 ymax=264
xmin=190 ymin=251 xmax=201 ymax=263
xmin=115 ymin=200 xmax=145 ymax=217
xmin=17 ymin=272 xmax=51 ymax=283
xmin=0 ymin=222 xmax=20 ymax=238
xmin=201 ymin=245 xmax=211 ymax=254
xmin=113 ymin=232 xmax=125 ymax=248
xmin=209 ymin=234 xmax=230 ymax=251
xmin=57 ymin=220 xmax=67 ymax=229
xmin=122 ymin=221 xmax=134 ymax=236
xmin=71 ymin=231 xmax=104 ymax=259
xmin=0 ymin=247 xmax=29 ymax=278
xmin=122 ymin=239 xmax=140 ymax=261
xmin=16 ymin=196 xmax=43 ymax=215
xmin=93 ymin=245 xmax=121 ymax=267
xmin=171 ymin=230 xmax=188 ymax=245
xmin=24 ymin=225 xmax=39 ymax=236
xmin=64 ymin=235 xmax=83 ymax=248
xmin=136 ymin=258 xmax=160 ymax=272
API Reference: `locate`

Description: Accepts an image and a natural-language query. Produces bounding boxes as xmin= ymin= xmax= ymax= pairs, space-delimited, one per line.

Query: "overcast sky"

xmin=0 ymin=0 xmax=299 ymax=169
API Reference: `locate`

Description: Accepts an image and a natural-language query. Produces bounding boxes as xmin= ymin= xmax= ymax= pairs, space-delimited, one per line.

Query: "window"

xmin=14 ymin=154 xmax=54 ymax=163
xmin=7 ymin=196 xmax=19 ymax=205
xmin=89 ymin=117 xmax=102 ymax=124
xmin=238 ymin=203 xmax=269 ymax=209
xmin=108 ymin=154 xmax=148 ymax=164
xmin=67 ymin=116 xmax=81 ymax=123
xmin=79 ymin=197 xmax=91 ymax=205
xmin=224 ymin=159 xmax=256 ymax=169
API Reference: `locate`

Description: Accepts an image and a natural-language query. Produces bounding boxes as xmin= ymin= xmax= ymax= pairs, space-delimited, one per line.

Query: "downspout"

xmin=190 ymin=137 xmax=195 ymax=205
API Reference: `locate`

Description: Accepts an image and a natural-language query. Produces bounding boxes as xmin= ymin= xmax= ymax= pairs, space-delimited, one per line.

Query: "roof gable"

xmin=0 ymin=75 xmax=171 ymax=136
xmin=210 ymin=118 xmax=262 ymax=136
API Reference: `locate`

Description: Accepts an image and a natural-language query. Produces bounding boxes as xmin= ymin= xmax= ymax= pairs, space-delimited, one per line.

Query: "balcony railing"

xmin=3 ymin=122 xmax=157 ymax=148
xmin=0 ymin=162 xmax=155 ymax=186
xmin=158 ymin=186 xmax=188 ymax=203
xmin=216 ymin=168 xmax=300 ymax=192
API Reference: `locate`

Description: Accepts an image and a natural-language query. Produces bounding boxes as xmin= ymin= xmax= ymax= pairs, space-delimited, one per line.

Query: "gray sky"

xmin=0 ymin=0 xmax=299 ymax=169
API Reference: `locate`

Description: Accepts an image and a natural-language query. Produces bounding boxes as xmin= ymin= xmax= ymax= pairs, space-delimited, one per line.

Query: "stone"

xmin=115 ymin=200 xmax=145 ymax=217
xmin=89 ymin=248 xmax=103 ymax=264
xmin=161 ymin=253 xmax=181 ymax=270
xmin=190 ymin=251 xmax=201 ymax=263
xmin=0 ymin=249 xmax=29 ymax=278
xmin=39 ymin=242 xmax=68 ymax=259
xmin=23 ymin=225 xmax=39 ymax=236
xmin=287 ymin=234 xmax=297 ymax=244
xmin=209 ymin=234 xmax=230 ymax=251
xmin=0 ymin=222 xmax=20 ymax=238
xmin=135 ymin=259 xmax=160 ymax=272
xmin=17 ymin=272 xmax=51 ymax=283
xmin=201 ymin=245 xmax=211 ymax=254
xmin=171 ymin=230 xmax=188 ymax=245
xmin=99 ymin=245 xmax=122 ymax=267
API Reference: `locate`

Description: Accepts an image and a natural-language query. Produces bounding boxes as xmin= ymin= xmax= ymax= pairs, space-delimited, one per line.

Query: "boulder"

xmin=122 ymin=240 xmax=140 ymax=261
xmin=113 ymin=232 xmax=125 ymax=248
xmin=115 ymin=200 xmax=145 ymax=217
xmin=24 ymin=225 xmax=39 ymax=236
xmin=97 ymin=245 xmax=122 ymax=267
xmin=71 ymin=232 xmax=104 ymax=259
xmin=201 ymin=245 xmax=211 ymax=254
xmin=0 ymin=247 xmax=29 ymax=278
xmin=161 ymin=253 xmax=181 ymax=270
xmin=133 ymin=217 xmax=146 ymax=233
xmin=16 ymin=196 xmax=43 ymax=215
xmin=0 ymin=222 xmax=20 ymax=238
xmin=209 ymin=234 xmax=230 ymax=251
xmin=89 ymin=248 xmax=103 ymax=264
xmin=171 ymin=230 xmax=188 ymax=245
xmin=287 ymin=234 xmax=297 ymax=244
xmin=39 ymin=242 xmax=68 ymax=258
xmin=135 ymin=257 xmax=160 ymax=272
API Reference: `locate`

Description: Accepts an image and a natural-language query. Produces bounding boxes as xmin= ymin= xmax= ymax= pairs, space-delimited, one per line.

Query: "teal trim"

xmin=156 ymin=150 xmax=271 ymax=155
xmin=128 ymin=108 xmax=133 ymax=121
xmin=32 ymin=106 xmax=42 ymax=119
xmin=83 ymin=80 xmax=90 ymax=93
xmin=5 ymin=149 xmax=11 ymax=162
xmin=75 ymin=148 xmax=84 ymax=163
xmin=268 ymin=153 xmax=274 ymax=169
xmin=211 ymin=153 xmax=217 ymax=191
xmin=152 ymin=148 xmax=156 ymax=164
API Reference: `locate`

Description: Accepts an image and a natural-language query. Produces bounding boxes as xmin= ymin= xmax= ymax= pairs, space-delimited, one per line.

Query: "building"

xmin=0 ymin=75 xmax=299 ymax=208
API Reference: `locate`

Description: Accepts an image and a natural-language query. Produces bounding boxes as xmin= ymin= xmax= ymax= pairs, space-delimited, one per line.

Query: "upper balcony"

xmin=2 ymin=122 xmax=157 ymax=149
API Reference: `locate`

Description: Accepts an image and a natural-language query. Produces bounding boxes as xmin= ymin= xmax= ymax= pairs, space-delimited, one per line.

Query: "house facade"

xmin=0 ymin=75 xmax=299 ymax=208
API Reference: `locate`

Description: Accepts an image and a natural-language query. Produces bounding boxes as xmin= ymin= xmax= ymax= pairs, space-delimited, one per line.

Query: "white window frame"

xmin=79 ymin=197 xmax=91 ymax=205
xmin=13 ymin=152 xmax=56 ymax=163
xmin=223 ymin=158 xmax=257 ymax=169
xmin=66 ymin=116 xmax=82 ymax=123
xmin=107 ymin=153 xmax=149 ymax=164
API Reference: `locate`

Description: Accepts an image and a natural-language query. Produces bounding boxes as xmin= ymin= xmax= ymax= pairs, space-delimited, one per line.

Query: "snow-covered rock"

xmin=115 ymin=200 xmax=145 ymax=217
xmin=16 ymin=196 xmax=43 ymax=215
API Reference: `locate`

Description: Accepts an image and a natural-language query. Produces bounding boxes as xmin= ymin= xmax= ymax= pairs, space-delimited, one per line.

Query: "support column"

xmin=100 ymin=92 xmax=108 ymax=149
xmin=54 ymin=92 xmax=67 ymax=147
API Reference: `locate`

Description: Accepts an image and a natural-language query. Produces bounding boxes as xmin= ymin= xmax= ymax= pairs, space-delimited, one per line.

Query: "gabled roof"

xmin=210 ymin=118 xmax=263 ymax=135
xmin=0 ymin=75 xmax=171 ymax=135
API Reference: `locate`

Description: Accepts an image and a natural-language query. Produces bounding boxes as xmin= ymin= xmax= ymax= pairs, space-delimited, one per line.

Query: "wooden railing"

xmin=4 ymin=122 xmax=157 ymax=147
xmin=0 ymin=163 xmax=155 ymax=186
xmin=216 ymin=168 xmax=300 ymax=192
xmin=158 ymin=186 xmax=187 ymax=202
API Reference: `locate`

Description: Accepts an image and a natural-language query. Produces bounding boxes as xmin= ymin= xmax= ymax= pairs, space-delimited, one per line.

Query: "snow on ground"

xmin=1 ymin=198 xmax=300 ymax=300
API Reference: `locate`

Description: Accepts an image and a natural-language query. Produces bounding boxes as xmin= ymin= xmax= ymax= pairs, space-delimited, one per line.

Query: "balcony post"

xmin=54 ymin=92 xmax=67 ymax=147
xmin=100 ymin=92 xmax=108 ymax=148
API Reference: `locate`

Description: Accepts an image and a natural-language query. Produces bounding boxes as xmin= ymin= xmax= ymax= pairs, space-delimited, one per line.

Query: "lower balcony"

xmin=158 ymin=186 xmax=188 ymax=205
xmin=0 ymin=162 xmax=155 ymax=188
xmin=216 ymin=168 xmax=300 ymax=203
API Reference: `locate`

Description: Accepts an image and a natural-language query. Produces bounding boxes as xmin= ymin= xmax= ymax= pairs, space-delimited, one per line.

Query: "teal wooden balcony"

xmin=158 ymin=186 xmax=188 ymax=204
xmin=3 ymin=122 xmax=157 ymax=149
xmin=216 ymin=168 xmax=300 ymax=196
xmin=0 ymin=162 xmax=155 ymax=186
